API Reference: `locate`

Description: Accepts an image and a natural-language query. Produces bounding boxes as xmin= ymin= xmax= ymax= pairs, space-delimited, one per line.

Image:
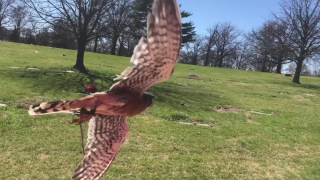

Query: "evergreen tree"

xmin=131 ymin=0 xmax=196 ymax=45
xmin=130 ymin=0 xmax=153 ymax=40
xmin=181 ymin=11 xmax=196 ymax=45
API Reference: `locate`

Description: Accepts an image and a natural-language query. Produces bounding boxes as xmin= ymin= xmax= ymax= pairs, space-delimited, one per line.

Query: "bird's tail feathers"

xmin=28 ymin=100 xmax=78 ymax=116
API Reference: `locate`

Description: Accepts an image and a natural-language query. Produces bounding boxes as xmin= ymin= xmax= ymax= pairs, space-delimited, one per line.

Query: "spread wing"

xmin=73 ymin=115 xmax=128 ymax=180
xmin=111 ymin=0 xmax=182 ymax=94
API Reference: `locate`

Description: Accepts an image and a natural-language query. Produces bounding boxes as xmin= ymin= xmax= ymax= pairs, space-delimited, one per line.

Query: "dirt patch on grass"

xmin=165 ymin=113 xmax=189 ymax=121
xmin=38 ymin=154 xmax=50 ymax=161
xmin=214 ymin=105 xmax=242 ymax=113
xmin=187 ymin=74 xmax=201 ymax=80
xmin=293 ymin=95 xmax=312 ymax=103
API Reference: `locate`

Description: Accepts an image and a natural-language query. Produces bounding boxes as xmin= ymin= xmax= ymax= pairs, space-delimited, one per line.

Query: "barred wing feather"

xmin=73 ymin=115 xmax=128 ymax=180
xmin=111 ymin=0 xmax=181 ymax=94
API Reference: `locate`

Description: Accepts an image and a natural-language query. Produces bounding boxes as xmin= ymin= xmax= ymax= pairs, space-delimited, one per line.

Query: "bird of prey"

xmin=28 ymin=0 xmax=181 ymax=179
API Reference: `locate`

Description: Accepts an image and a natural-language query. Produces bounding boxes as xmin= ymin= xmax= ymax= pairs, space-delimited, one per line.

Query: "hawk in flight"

xmin=28 ymin=0 xmax=181 ymax=179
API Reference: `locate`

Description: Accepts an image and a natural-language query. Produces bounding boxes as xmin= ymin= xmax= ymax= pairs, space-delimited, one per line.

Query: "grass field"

xmin=0 ymin=41 xmax=320 ymax=179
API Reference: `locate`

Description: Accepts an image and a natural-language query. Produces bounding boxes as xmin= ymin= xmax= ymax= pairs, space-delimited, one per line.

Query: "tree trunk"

xmin=276 ymin=59 xmax=282 ymax=74
xmin=127 ymin=38 xmax=133 ymax=56
xmin=0 ymin=23 xmax=3 ymax=40
xmin=261 ymin=55 xmax=268 ymax=72
xmin=74 ymin=39 xmax=87 ymax=73
xmin=204 ymin=46 xmax=211 ymax=66
xmin=214 ymin=58 xmax=219 ymax=67
xmin=110 ymin=34 xmax=119 ymax=55
xmin=293 ymin=58 xmax=303 ymax=84
xmin=276 ymin=55 xmax=283 ymax=74
xmin=191 ymin=54 xmax=198 ymax=65
xmin=93 ymin=36 xmax=99 ymax=52
xmin=217 ymin=57 xmax=223 ymax=67
xmin=204 ymin=55 xmax=210 ymax=66
xmin=118 ymin=40 xmax=124 ymax=56
xmin=10 ymin=28 xmax=20 ymax=42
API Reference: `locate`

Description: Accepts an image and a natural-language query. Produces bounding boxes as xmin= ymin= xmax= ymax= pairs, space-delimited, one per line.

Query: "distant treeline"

xmin=0 ymin=0 xmax=319 ymax=83
xmin=181 ymin=21 xmax=320 ymax=78
xmin=180 ymin=0 xmax=320 ymax=81
xmin=0 ymin=0 xmax=195 ymax=54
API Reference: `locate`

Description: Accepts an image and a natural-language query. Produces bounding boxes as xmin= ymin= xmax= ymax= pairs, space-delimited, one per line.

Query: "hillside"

xmin=0 ymin=42 xmax=320 ymax=179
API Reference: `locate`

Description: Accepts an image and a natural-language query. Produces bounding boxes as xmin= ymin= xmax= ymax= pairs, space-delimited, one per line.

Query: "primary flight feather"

xmin=28 ymin=0 xmax=181 ymax=179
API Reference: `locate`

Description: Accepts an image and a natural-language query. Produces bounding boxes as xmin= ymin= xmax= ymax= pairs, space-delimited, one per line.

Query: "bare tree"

xmin=248 ymin=20 xmax=293 ymax=73
xmin=203 ymin=28 xmax=216 ymax=66
xmin=23 ymin=16 xmax=39 ymax=44
xmin=106 ymin=0 xmax=132 ymax=55
xmin=279 ymin=0 xmax=320 ymax=83
xmin=287 ymin=62 xmax=312 ymax=76
xmin=25 ymin=0 xmax=114 ymax=73
xmin=270 ymin=21 xmax=293 ymax=73
xmin=10 ymin=4 xmax=28 ymax=42
xmin=212 ymin=23 xmax=238 ymax=67
xmin=51 ymin=19 xmax=77 ymax=49
xmin=181 ymin=35 xmax=203 ymax=65
xmin=249 ymin=22 xmax=276 ymax=72
xmin=232 ymin=41 xmax=252 ymax=70
xmin=203 ymin=23 xmax=238 ymax=67
xmin=0 ymin=0 xmax=14 ymax=38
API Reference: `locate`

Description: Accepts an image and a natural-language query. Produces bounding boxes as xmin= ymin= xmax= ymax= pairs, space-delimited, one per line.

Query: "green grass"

xmin=0 ymin=41 xmax=320 ymax=179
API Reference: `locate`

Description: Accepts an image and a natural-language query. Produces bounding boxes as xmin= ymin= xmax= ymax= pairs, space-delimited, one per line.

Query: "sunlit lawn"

xmin=0 ymin=41 xmax=320 ymax=179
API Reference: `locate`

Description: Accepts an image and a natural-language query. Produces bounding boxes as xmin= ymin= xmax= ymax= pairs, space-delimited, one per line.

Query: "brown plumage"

xmin=84 ymin=84 xmax=97 ymax=94
xmin=28 ymin=0 xmax=181 ymax=179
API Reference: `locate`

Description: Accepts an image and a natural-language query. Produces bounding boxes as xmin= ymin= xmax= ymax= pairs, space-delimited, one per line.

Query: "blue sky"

xmin=178 ymin=0 xmax=282 ymax=35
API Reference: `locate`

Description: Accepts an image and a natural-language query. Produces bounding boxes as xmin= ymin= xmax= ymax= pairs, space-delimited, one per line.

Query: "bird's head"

xmin=142 ymin=92 xmax=154 ymax=108
xmin=85 ymin=84 xmax=97 ymax=94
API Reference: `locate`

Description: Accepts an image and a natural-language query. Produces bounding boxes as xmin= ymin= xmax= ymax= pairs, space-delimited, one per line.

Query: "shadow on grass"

xmin=271 ymin=78 xmax=320 ymax=91
xmin=4 ymin=68 xmax=228 ymax=102
xmin=299 ymin=83 xmax=320 ymax=91
xmin=1 ymin=68 xmax=231 ymax=122
xmin=151 ymin=81 xmax=230 ymax=113
xmin=0 ymin=68 xmax=115 ymax=94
